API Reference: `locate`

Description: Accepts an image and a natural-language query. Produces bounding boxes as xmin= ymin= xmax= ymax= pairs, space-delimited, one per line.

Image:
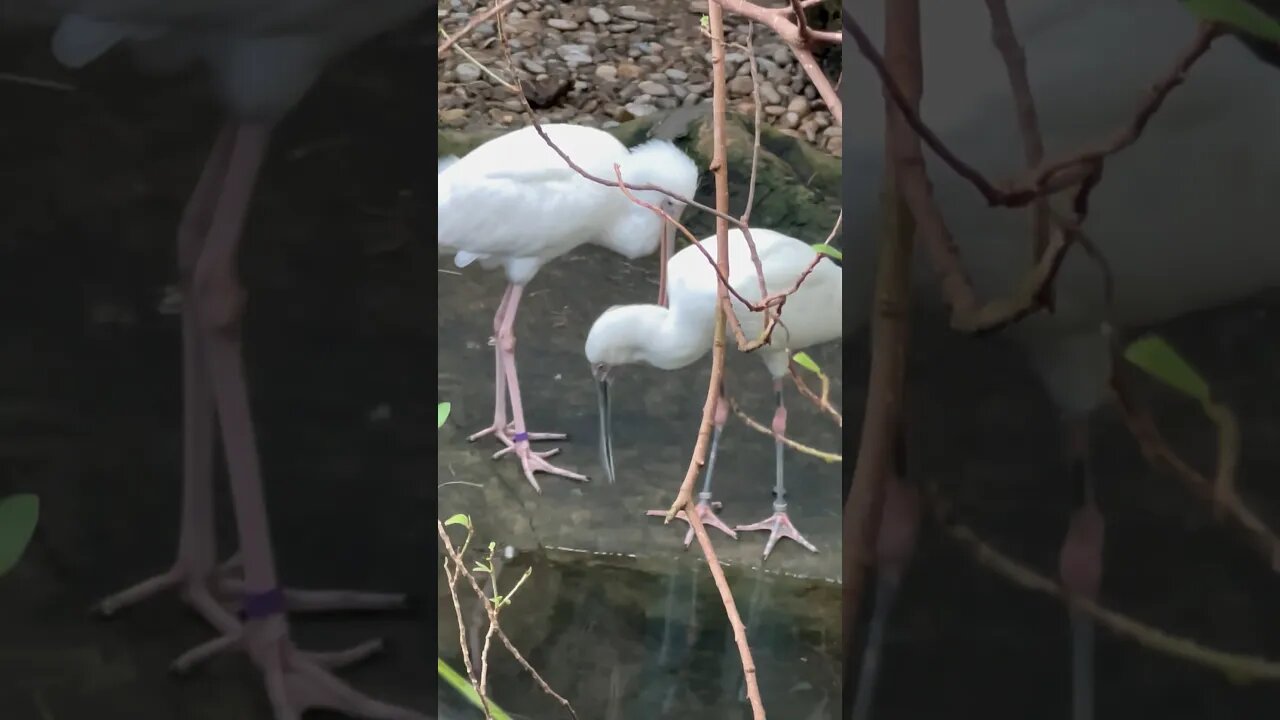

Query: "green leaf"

xmin=0 ymin=494 xmax=39 ymax=578
xmin=438 ymin=657 xmax=514 ymax=720
xmin=792 ymin=351 xmax=822 ymax=375
xmin=438 ymin=402 xmax=452 ymax=429
xmin=812 ymin=244 xmax=843 ymax=262
xmin=1182 ymin=0 xmax=1280 ymax=44
xmin=700 ymin=14 xmax=709 ymax=29
xmin=1123 ymin=334 xmax=1211 ymax=403
xmin=443 ymin=513 xmax=471 ymax=530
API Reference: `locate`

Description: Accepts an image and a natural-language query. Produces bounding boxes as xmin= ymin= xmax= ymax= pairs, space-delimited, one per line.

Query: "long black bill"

xmin=597 ymin=379 xmax=616 ymax=483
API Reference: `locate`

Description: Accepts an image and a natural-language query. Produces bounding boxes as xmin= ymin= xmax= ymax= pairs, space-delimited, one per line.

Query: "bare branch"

xmin=438 ymin=0 xmax=519 ymax=60
xmin=843 ymin=8 xmax=1223 ymax=210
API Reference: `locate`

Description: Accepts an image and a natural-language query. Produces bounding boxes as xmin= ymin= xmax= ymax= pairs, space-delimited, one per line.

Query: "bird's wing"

xmin=437 ymin=163 xmax=606 ymax=261
xmin=717 ymin=229 xmax=841 ymax=349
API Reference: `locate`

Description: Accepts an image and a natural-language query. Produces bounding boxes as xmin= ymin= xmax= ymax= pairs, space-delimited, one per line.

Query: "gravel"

xmin=437 ymin=0 xmax=840 ymax=155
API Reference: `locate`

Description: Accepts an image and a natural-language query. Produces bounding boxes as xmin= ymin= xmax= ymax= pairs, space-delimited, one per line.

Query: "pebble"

xmin=440 ymin=108 xmax=468 ymax=127
xmin=625 ymin=101 xmax=659 ymax=118
xmin=437 ymin=0 xmax=836 ymax=156
xmin=456 ymin=63 xmax=482 ymax=83
xmin=556 ymin=44 xmax=593 ymax=67
xmin=727 ymin=75 xmax=754 ymax=96
xmin=638 ymin=80 xmax=670 ymax=96
xmin=617 ymin=62 xmax=643 ymax=80
xmin=617 ymin=5 xmax=656 ymax=22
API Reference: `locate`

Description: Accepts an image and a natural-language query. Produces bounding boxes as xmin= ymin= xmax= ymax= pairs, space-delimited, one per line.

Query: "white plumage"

xmin=585 ymin=228 xmax=840 ymax=557
xmin=440 ymin=123 xmax=700 ymax=492
xmin=48 ymin=1 xmax=425 ymax=120
xmin=439 ymin=123 xmax=699 ymax=285
xmin=585 ymin=227 xmax=842 ymax=377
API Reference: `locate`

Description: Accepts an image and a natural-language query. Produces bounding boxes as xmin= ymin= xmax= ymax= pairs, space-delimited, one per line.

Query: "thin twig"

xmin=1112 ymin=374 xmax=1280 ymax=571
xmin=729 ymin=397 xmax=841 ymax=462
xmin=819 ymin=210 xmax=842 ymax=247
xmin=843 ymin=8 xmax=1223 ymax=210
xmin=662 ymin=3 xmax=765 ymax=715
xmin=0 ymin=72 xmax=76 ymax=92
xmin=439 ymin=22 xmax=519 ymax=92
xmin=437 ymin=0 xmax=519 ymax=59
xmin=715 ymin=0 xmax=842 ymax=124
xmin=439 ymin=523 xmax=493 ymax=719
xmin=724 ymin=25 xmax=785 ymax=352
xmin=439 ymin=521 xmax=579 ymax=718
xmin=788 ymin=364 xmax=842 ymax=426
xmin=846 ymin=0 xmax=919 ymax=668
xmin=931 ymin=490 xmax=1280 ymax=682
xmin=981 ymin=0 xmax=1052 ymax=269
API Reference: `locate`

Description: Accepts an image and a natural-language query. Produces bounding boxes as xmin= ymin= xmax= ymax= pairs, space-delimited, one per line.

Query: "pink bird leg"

xmin=95 ymin=123 xmax=425 ymax=719
xmin=475 ymin=284 xmax=589 ymax=492
xmin=467 ymin=284 xmax=566 ymax=454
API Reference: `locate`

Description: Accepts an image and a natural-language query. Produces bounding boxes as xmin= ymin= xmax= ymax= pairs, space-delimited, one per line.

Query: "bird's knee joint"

xmin=771 ymin=407 xmax=788 ymax=435
xmin=191 ymin=262 xmax=246 ymax=332
xmin=498 ymin=332 xmax=516 ymax=353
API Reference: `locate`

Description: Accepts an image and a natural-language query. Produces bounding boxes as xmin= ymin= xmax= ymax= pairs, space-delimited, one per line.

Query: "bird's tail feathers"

xmin=453 ymin=250 xmax=485 ymax=268
xmin=51 ymin=14 xmax=165 ymax=68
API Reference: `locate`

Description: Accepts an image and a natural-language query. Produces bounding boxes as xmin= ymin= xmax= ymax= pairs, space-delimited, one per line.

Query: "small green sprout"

xmin=812 ymin=243 xmax=842 ymax=262
xmin=792 ymin=351 xmax=823 ymax=376
xmin=1123 ymin=334 xmax=1210 ymax=403
xmin=1181 ymin=0 xmax=1280 ymax=44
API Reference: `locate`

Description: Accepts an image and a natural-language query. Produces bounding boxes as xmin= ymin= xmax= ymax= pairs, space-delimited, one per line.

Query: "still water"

xmin=437 ymin=552 xmax=840 ymax=719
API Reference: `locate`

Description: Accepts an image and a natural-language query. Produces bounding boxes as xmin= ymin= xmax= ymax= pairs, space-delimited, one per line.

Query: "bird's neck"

xmin=600 ymin=209 xmax=658 ymax=259
xmin=642 ymin=303 xmax=716 ymax=371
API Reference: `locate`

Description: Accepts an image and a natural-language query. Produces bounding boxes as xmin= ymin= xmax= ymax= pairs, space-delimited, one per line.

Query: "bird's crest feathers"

xmin=620 ymin=139 xmax=699 ymax=201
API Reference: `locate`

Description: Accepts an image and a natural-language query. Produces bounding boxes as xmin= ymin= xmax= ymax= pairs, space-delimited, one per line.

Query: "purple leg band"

xmin=243 ymin=588 xmax=286 ymax=619
xmin=512 ymin=431 xmax=529 ymax=444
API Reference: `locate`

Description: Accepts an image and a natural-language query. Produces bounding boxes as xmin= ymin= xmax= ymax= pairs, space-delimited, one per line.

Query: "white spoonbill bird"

xmin=37 ymin=2 xmax=429 ymax=719
xmin=585 ymin=228 xmax=842 ymax=558
xmin=844 ymin=2 xmax=1280 ymax=719
xmin=439 ymin=123 xmax=700 ymax=491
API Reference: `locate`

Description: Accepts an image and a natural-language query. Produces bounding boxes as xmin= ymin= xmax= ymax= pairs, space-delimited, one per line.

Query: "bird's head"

xmin=584 ymin=304 xmax=670 ymax=484
xmin=609 ymin=140 xmax=700 ymax=259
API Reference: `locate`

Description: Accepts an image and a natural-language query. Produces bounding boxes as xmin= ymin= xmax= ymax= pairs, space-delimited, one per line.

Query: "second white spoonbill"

xmin=585 ymin=228 xmax=842 ymax=558
xmin=440 ymin=123 xmax=699 ymax=490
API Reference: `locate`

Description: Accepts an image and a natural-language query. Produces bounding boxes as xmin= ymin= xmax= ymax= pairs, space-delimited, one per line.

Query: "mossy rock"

xmin=437 ymin=109 xmax=840 ymax=244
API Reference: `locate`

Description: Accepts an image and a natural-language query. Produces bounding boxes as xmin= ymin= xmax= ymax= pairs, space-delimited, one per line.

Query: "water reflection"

xmin=437 ymin=553 xmax=839 ymax=719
